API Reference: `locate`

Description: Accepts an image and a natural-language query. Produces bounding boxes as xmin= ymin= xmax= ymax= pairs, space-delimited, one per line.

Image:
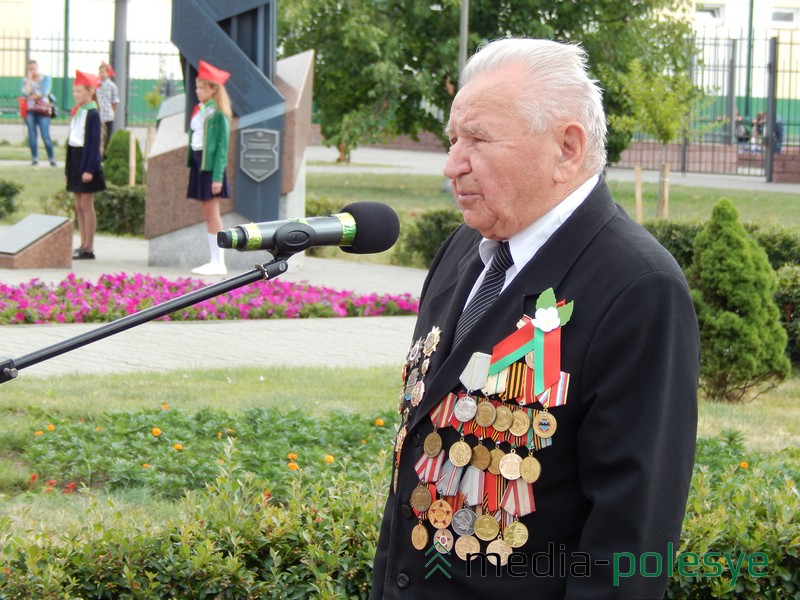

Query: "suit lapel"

xmin=407 ymin=179 xmax=618 ymax=431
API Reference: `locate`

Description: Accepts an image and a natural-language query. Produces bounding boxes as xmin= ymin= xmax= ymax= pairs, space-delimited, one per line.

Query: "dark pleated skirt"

xmin=66 ymin=145 xmax=106 ymax=193
xmin=187 ymin=150 xmax=229 ymax=201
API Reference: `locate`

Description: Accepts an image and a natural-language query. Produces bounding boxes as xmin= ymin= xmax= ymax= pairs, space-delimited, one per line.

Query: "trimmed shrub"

xmin=687 ymin=199 xmax=790 ymax=402
xmin=0 ymin=178 xmax=22 ymax=220
xmin=104 ymin=130 xmax=144 ymax=186
xmin=643 ymin=219 xmax=704 ymax=270
xmin=1 ymin=433 xmax=797 ymax=597
xmin=394 ymin=207 xmax=463 ymax=268
xmin=38 ymin=188 xmax=75 ymax=221
xmin=644 ymin=220 xmax=800 ymax=272
xmin=775 ymin=264 xmax=800 ymax=364
xmin=95 ymin=184 xmax=146 ymax=236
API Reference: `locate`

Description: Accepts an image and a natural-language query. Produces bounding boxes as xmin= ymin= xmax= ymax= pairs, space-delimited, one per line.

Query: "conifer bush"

xmin=687 ymin=199 xmax=790 ymax=402
xmin=104 ymin=130 xmax=144 ymax=186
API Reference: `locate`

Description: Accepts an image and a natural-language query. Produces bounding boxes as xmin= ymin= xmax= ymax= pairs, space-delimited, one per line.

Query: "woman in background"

xmin=21 ymin=59 xmax=57 ymax=167
xmin=67 ymin=70 xmax=106 ymax=260
xmin=186 ymin=59 xmax=232 ymax=276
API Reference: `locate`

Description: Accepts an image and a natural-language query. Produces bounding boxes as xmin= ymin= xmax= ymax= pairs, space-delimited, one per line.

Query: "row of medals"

xmin=411 ymin=392 xmax=555 ymax=565
xmin=397 ymin=326 xmax=556 ymax=565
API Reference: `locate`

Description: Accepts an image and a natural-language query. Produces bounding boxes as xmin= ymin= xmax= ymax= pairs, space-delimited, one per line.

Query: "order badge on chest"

xmin=401 ymin=288 xmax=574 ymax=564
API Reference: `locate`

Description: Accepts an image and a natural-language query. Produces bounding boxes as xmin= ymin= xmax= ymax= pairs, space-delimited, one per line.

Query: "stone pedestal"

xmin=0 ymin=215 xmax=72 ymax=269
xmin=145 ymin=50 xmax=314 ymax=270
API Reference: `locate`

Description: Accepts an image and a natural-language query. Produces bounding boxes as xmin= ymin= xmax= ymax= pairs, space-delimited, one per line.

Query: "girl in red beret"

xmin=67 ymin=70 xmax=106 ymax=260
xmin=187 ymin=59 xmax=232 ymax=276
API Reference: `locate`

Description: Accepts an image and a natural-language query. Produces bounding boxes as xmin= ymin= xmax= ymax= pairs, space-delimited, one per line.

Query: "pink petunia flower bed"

xmin=0 ymin=273 xmax=420 ymax=325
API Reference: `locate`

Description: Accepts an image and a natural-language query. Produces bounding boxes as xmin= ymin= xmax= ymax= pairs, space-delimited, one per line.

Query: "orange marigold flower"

xmin=324 ymin=454 xmax=335 ymax=464
xmin=374 ymin=418 xmax=385 ymax=427
xmin=95 ymin=426 xmax=102 ymax=431
xmin=142 ymin=463 xmax=151 ymax=469
xmin=34 ymin=430 xmax=43 ymax=436
xmin=46 ymin=424 xmax=55 ymax=431
xmin=362 ymin=439 xmax=367 ymax=445
xmin=173 ymin=443 xmax=183 ymax=451
xmin=151 ymin=427 xmax=162 ymax=437
xmin=287 ymin=452 xmax=298 ymax=460
xmin=740 ymin=461 xmax=749 ymax=469
xmin=287 ymin=462 xmax=299 ymax=471
xmin=217 ymin=431 xmax=223 ymax=438
xmin=161 ymin=404 xmax=170 ymax=410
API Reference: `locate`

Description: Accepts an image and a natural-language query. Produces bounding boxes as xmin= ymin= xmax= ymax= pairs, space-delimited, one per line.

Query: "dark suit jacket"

xmin=371 ymin=179 xmax=699 ymax=599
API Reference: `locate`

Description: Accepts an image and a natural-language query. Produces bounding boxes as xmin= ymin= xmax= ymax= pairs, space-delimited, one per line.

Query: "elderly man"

xmin=371 ymin=38 xmax=699 ymax=599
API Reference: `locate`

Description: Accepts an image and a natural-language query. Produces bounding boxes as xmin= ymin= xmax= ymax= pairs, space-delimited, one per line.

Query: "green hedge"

xmin=95 ymin=185 xmax=146 ymax=236
xmin=0 ymin=178 xmax=21 ymax=219
xmin=643 ymin=220 xmax=800 ymax=271
xmin=1 ymin=424 xmax=797 ymax=598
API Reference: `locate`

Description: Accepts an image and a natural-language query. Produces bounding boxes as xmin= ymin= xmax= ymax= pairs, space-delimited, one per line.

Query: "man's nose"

xmin=443 ymin=141 xmax=470 ymax=180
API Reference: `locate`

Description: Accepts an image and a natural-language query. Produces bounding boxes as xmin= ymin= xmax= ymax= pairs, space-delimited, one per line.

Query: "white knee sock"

xmin=207 ymin=233 xmax=225 ymax=266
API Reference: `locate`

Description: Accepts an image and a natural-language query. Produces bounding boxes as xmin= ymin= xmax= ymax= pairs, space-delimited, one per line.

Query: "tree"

xmin=278 ymin=0 xmax=696 ymax=162
xmin=609 ymin=58 xmax=701 ymax=218
xmin=687 ymin=199 xmax=790 ymax=402
xmin=279 ymin=0 xmax=414 ymax=162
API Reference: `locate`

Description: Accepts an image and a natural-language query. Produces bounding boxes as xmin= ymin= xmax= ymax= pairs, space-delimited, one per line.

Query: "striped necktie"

xmin=453 ymin=241 xmax=514 ymax=347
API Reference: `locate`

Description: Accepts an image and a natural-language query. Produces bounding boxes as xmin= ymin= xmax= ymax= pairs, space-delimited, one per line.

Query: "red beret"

xmin=100 ymin=61 xmax=115 ymax=78
xmin=197 ymin=60 xmax=230 ymax=85
xmin=75 ymin=70 xmax=100 ymax=89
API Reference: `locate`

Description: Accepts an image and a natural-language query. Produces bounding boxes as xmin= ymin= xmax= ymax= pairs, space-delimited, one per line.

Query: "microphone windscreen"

xmin=340 ymin=202 xmax=400 ymax=254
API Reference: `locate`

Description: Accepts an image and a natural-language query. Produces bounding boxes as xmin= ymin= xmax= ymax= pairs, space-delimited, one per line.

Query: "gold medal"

xmin=533 ymin=410 xmax=557 ymax=438
xmin=475 ymin=400 xmax=497 ymax=428
xmin=488 ymin=448 xmax=505 ymax=475
xmin=428 ymin=499 xmax=453 ymax=529
xmin=503 ymin=520 xmax=529 ymax=548
xmin=410 ymin=484 xmax=432 ymax=512
xmin=470 ymin=443 xmax=491 ymax=470
xmin=449 ymin=439 xmax=472 ymax=468
xmin=525 ymin=350 xmax=535 ymax=369
xmin=423 ymin=326 xmax=441 ymax=356
xmin=423 ymin=430 xmax=442 ymax=457
xmin=433 ymin=528 xmax=454 ymax=554
xmin=498 ymin=450 xmax=523 ymax=481
xmin=520 ymin=455 xmax=542 ymax=483
xmin=493 ymin=404 xmax=514 ymax=432
xmin=453 ymin=395 xmax=478 ymax=422
xmin=451 ymin=508 xmax=478 ymax=537
xmin=454 ymin=534 xmax=480 ymax=561
xmin=411 ymin=521 xmax=429 ymax=550
xmin=509 ymin=409 xmax=532 ymax=437
xmin=474 ymin=514 xmax=500 ymax=541
xmin=486 ymin=538 xmax=513 ymax=566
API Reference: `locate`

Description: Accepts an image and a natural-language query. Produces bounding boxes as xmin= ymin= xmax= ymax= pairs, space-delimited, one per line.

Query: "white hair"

xmin=461 ymin=38 xmax=608 ymax=174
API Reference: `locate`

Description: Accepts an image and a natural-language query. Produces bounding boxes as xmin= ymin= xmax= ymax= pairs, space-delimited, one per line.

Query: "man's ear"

xmin=554 ymin=122 xmax=587 ymax=183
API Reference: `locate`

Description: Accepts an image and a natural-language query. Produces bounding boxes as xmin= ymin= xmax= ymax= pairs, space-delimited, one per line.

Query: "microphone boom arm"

xmin=0 ymin=258 xmax=289 ymax=384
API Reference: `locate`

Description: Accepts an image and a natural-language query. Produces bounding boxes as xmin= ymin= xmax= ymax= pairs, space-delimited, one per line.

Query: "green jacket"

xmin=187 ymin=102 xmax=230 ymax=182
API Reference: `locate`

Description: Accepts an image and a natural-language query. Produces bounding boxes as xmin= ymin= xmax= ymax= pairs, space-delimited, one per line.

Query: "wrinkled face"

xmin=196 ymin=80 xmax=214 ymax=104
xmin=443 ymin=63 xmax=565 ymax=240
xmin=72 ymin=85 xmax=93 ymax=105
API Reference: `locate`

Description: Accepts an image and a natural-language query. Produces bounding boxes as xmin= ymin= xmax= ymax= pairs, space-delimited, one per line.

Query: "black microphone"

xmin=217 ymin=201 xmax=400 ymax=256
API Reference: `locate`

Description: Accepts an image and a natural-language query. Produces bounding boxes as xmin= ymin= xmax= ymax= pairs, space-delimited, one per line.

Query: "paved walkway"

xmin=1 ymin=142 xmax=798 ymax=381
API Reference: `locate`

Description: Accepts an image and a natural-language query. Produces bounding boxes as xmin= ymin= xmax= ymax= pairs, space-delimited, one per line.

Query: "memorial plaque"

xmin=240 ymin=128 xmax=279 ymax=182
